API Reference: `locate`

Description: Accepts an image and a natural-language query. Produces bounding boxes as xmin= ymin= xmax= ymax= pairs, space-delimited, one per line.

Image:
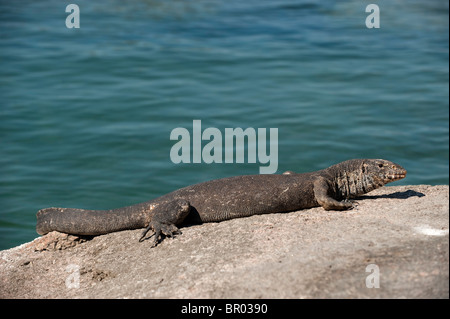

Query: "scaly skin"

xmin=36 ymin=159 xmax=406 ymax=247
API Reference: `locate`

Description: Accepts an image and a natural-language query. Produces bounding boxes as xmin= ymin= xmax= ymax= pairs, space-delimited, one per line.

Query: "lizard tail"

xmin=36 ymin=205 xmax=150 ymax=236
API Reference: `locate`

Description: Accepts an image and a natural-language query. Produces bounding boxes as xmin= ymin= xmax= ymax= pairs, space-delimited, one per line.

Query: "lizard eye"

xmin=378 ymin=163 xmax=383 ymax=168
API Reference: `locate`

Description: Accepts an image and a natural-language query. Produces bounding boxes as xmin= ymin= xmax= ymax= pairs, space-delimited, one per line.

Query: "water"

xmin=0 ymin=0 xmax=448 ymax=250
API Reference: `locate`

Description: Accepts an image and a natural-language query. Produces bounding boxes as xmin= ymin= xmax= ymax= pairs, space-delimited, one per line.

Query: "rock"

xmin=31 ymin=231 xmax=90 ymax=251
xmin=0 ymin=185 xmax=448 ymax=298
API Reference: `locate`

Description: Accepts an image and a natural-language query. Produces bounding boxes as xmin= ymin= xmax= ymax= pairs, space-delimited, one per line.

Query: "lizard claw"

xmin=139 ymin=224 xmax=154 ymax=243
xmin=139 ymin=221 xmax=182 ymax=247
xmin=342 ymin=199 xmax=358 ymax=210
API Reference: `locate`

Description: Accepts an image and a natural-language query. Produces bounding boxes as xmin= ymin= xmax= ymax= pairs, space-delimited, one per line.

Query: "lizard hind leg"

xmin=139 ymin=199 xmax=191 ymax=247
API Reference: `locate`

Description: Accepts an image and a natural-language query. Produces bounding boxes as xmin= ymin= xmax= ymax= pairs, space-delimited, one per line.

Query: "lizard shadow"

xmin=182 ymin=206 xmax=204 ymax=226
xmin=357 ymin=189 xmax=425 ymax=200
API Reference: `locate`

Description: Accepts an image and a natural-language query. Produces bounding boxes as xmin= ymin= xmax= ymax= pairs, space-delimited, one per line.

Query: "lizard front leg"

xmin=139 ymin=199 xmax=191 ymax=247
xmin=313 ymin=177 xmax=353 ymax=211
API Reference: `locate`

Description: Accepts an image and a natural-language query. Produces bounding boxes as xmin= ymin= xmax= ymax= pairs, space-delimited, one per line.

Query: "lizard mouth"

xmin=387 ymin=171 xmax=407 ymax=180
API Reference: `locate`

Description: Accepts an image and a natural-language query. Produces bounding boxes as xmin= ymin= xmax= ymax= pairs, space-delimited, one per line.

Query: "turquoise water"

xmin=1 ymin=0 xmax=448 ymax=250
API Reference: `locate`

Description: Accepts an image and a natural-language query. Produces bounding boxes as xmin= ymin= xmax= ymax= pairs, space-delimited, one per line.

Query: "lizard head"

xmin=363 ymin=159 xmax=407 ymax=185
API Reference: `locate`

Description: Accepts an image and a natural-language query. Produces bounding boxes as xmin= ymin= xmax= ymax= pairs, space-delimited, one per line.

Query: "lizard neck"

xmin=333 ymin=170 xmax=385 ymax=199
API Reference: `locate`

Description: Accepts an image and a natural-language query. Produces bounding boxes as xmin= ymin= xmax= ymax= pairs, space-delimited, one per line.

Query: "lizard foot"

xmin=342 ymin=199 xmax=358 ymax=210
xmin=320 ymin=199 xmax=354 ymax=211
xmin=138 ymin=199 xmax=191 ymax=247
xmin=139 ymin=221 xmax=182 ymax=247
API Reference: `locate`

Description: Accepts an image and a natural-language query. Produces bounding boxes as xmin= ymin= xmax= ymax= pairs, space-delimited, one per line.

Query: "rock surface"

xmin=0 ymin=185 xmax=448 ymax=299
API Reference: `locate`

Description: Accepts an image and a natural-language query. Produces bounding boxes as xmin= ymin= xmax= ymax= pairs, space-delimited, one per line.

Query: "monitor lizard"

xmin=36 ymin=159 xmax=406 ymax=247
